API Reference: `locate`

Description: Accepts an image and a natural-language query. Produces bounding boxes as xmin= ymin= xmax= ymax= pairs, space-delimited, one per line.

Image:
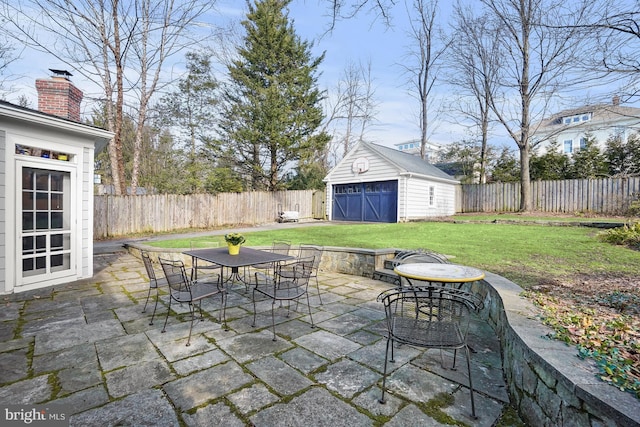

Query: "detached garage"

xmin=324 ymin=142 xmax=459 ymax=222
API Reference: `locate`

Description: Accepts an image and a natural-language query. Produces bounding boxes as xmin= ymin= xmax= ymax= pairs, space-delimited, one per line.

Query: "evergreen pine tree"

xmin=570 ymin=133 xmax=607 ymax=179
xmin=219 ymin=0 xmax=330 ymax=190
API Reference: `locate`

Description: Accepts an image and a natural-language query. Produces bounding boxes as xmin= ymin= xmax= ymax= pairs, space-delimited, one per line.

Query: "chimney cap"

xmin=49 ymin=69 xmax=73 ymax=77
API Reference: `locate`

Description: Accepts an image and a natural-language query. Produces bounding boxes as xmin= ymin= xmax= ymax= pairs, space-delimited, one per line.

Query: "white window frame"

xmin=563 ymin=140 xmax=573 ymax=153
xmin=15 ymin=158 xmax=78 ymax=288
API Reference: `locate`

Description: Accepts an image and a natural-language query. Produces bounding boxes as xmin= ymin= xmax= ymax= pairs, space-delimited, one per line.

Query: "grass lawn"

xmin=147 ymin=221 xmax=640 ymax=288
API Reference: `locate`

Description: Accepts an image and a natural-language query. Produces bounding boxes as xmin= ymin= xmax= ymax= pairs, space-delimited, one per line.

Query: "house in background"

xmin=0 ymin=70 xmax=113 ymax=293
xmin=324 ymin=141 xmax=458 ymax=223
xmin=532 ymin=97 xmax=640 ymax=155
xmin=393 ymin=139 xmax=443 ymax=163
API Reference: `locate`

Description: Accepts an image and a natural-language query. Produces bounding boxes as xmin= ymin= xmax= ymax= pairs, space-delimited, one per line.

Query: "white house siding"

xmin=0 ymin=131 xmax=6 ymax=293
xmin=401 ymin=176 xmax=457 ymax=220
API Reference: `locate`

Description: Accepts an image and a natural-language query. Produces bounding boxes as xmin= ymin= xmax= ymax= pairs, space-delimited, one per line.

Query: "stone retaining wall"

xmin=125 ymin=243 xmax=639 ymax=426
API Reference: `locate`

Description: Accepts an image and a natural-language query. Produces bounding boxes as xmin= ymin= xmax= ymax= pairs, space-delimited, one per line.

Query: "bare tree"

xmin=578 ymin=1 xmax=640 ymax=101
xmin=448 ymin=5 xmax=501 ymax=184
xmin=402 ymin=0 xmax=450 ymax=160
xmin=1 ymin=0 xmax=215 ymax=195
xmin=479 ymin=0 xmax=588 ymax=211
xmin=323 ymin=59 xmax=378 ymax=165
xmin=0 ymin=29 xmax=20 ymax=94
xmin=128 ymin=0 xmax=214 ymax=194
xmin=324 ymin=0 xmax=397 ymax=27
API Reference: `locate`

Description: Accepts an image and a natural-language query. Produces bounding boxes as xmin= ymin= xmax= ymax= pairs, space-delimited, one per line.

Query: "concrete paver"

xmin=0 ymin=250 xmax=510 ymax=426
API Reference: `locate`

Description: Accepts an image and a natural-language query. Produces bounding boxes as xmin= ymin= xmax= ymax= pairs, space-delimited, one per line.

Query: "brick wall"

xmin=35 ymin=77 xmax=83 ymax=122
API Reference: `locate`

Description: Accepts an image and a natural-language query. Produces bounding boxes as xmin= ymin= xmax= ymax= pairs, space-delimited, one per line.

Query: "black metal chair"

xmin=141 ymin=250 xmax=167 ymax=325
xmin=159 ymin=257 xmax=227 ymax=346
xmin=251 ymin=256 xmax=315 ymax=341
xmin=377 ymin=286 xmax=479 ymax=418
xmin=249 ymin=240 xmax=292 ymax=281
xmin=189 ymin=241 xmax=222 ymax=281
xmin=297 ymin=244 xmax=324 ymax=304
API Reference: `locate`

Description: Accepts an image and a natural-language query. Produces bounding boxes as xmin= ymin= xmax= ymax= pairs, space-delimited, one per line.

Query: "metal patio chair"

xmin=141 ymin=250 xmax=167 ymax=326
xmin=251 ymin=256 xmax=315 ymax=341
xmin=249 ymin=240 xmax=292 ymax=280
xmin=189 ymin=240 xmax=222 ymax=280
xmin=297 ymin=244 xmax=324 ymax=304
xmin=159 ymin=257 xmax=227 ymax=346
xmin=377 ymin=286 xmax=479 ymax=418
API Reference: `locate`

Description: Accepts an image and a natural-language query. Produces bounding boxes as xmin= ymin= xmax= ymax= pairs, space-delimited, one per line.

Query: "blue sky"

xmin=5 ymin=0 xmax=463 ymax=150
xmin=4 ymin=0 xmax=637 ymax=152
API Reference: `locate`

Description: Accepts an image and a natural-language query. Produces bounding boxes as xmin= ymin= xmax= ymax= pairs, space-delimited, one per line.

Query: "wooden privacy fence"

xmin=459 ymin=177 xmax=640 ymax=214
xmin=94 ymin=190 xmax=314 ymax=239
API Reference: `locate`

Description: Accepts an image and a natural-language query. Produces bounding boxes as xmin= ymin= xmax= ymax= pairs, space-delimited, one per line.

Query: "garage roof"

xmin=366 ymin=142 xmax=456 ymax=181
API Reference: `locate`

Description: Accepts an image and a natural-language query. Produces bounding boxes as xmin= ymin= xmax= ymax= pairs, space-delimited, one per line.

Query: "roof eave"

xmin=399 ymin=171 xmax=459 ymax=185
xmin=0 ymin=103 xmax=114 ymax=142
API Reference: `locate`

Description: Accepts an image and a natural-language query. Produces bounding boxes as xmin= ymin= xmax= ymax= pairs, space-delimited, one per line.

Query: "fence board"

xmin=460 ymin=177 xmax=640 ymax=215
xmin=94 ymin=190 xmax=313 ymax=239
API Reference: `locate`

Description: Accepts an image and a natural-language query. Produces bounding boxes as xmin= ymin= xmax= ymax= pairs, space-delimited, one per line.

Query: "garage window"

xmin=429 ymin=186 xmax=435 ymax=206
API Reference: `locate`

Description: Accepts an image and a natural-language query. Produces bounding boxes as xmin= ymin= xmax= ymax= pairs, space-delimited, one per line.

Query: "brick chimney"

xmin=36 ymin=69 xmax=83 ymax=122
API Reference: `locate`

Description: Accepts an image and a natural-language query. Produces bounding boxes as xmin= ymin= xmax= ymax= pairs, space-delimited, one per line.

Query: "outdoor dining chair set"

xmin=140 ymin=242 xmax=325 ymax=346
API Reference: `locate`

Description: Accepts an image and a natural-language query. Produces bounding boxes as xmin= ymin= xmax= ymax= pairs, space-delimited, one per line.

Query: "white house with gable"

xmin=532 ymin=97 xmax=640 ymax=155
xmin=0 ymin=71 xmax=113 ymax=293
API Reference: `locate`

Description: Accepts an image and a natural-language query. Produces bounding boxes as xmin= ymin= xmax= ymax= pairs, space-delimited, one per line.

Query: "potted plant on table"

xmin=224 ymin=233 xmax=246 ymax=255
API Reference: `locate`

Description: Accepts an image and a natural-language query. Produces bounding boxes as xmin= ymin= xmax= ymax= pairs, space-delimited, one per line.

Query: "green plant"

xmin=224 ymin=233 xmax=246 ymax=245
xmin=598 ymin=222 xmax=640 ymax=247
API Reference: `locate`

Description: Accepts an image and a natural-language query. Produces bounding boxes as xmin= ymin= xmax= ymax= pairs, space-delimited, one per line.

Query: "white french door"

xmin=18 ymin=164 xmax=76 ymax=285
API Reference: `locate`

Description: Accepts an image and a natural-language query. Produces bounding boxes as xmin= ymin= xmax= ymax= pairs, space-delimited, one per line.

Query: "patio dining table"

xmin=183 ymin=247 xmax=294 ymax=289
xmin=394 ymin=263 xmax=485 ymax=289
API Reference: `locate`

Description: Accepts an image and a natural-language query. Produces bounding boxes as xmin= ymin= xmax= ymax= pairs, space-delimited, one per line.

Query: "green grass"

xmin=146 ymin=222 xmax=640 ymax=287
xmin=451 ymin=213 xmax=627 ymax=223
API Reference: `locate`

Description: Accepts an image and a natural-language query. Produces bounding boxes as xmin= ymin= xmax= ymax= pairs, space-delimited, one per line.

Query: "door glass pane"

xmin=36 ymin=235 xmax=46 ymax=252
xmin=23 ymin=236 xmax=34 ymax=252
xmin=22 ymin=192 xmax=33 ymax=209
xmin=51 ymin=234 xmax=63 ymax=250
xmin=36 ymin=212 xmax=49 ymax=229
xmin=51 ymin=254 xmax=70 ymax=273
xmin=51 ymin=173 xmax=63 ymax=191
xmin=36 ymin=192 xmax=48 ymax=210
xmin=23 ymin=170 xmax=33 ymax=189
xmin=35 ymin=174 xmax=48 ymax=191
xmin=51 ymin=212 xmax=63 ymax=229
xmin=36 ymin=256 xmax=46 ymax=269
xmin=51 ymin=194 xmax=62 ymax=210
xmin=22 ymin=212 xmax=34 ymax=231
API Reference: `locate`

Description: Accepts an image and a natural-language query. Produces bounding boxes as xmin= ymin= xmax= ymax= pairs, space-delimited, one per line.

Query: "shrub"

xmin=598 ymin=222 xmax=640 ymax=247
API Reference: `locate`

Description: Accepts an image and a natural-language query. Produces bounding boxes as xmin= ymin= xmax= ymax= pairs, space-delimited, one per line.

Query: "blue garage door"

xmin=333 ymin=180 xmax=398 ymax=222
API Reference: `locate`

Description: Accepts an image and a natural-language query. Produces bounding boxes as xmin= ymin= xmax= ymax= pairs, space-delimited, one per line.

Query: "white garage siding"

xmin=400 ymin=175 xmax=457 ymax=220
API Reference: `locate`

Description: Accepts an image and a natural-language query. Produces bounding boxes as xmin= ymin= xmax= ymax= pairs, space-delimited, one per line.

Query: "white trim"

xmin=1 ymin=103 xmax=113 ymax=140
xmin=15 ymin=159 xmax=79 ymax=290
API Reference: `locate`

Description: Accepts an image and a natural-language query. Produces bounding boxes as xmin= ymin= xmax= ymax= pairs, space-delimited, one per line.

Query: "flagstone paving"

xmin=0 ymin=251 xmax=511 ymax=426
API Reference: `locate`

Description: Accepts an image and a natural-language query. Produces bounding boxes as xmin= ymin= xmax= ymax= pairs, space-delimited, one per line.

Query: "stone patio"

xmin=0 ymin=250 xmax=510 ymax=426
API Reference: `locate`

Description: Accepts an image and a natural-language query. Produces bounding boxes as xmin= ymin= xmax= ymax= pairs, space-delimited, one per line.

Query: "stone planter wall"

xmin=125 ymin=243 xmax=639 ymax=426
